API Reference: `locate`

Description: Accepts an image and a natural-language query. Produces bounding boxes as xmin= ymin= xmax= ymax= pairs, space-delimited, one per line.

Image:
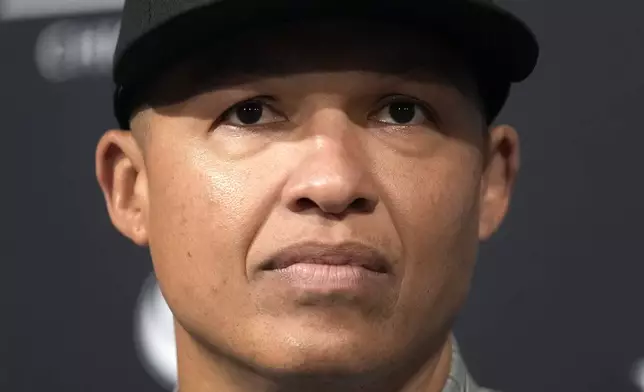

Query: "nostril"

xmin=350 ymin=197 xmax=373 ymax=213
xmin=294 ymin=198 xmax=317 ymax=212
xmin=290 ymin=196 xmax=376 ymax=215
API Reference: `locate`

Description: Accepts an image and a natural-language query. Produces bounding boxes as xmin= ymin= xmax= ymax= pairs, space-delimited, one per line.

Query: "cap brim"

xmin=113 ymin=0 xmax=539 ymax=127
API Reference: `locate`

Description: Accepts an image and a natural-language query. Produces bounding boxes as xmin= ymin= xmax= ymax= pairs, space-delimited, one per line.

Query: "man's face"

xmin=97 ymin=22 xmax=518 ymax=379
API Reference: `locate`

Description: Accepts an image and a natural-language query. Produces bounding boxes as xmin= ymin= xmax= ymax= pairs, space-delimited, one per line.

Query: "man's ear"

xmin=96 ymin=130 xmax=149 ymax=246
xmin=479 ymin=124 xmax=521 ymax=240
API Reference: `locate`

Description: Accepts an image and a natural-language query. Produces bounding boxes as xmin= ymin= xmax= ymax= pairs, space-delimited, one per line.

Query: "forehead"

xmin=143 ymin=19 xmax=478 ymax=108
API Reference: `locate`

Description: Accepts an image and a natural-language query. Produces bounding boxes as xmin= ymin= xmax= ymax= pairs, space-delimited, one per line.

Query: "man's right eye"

xmin=221 ymin=99 xmax=286 ymax=126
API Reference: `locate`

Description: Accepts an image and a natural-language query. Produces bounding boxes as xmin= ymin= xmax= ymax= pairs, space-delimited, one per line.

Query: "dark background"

xmin=2 ymin=1 xmax=643 ymax=391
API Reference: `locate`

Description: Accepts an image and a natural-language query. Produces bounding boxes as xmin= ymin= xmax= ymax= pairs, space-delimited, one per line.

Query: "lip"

xmin=260 ymin=242 xmax=391 ymax=274
xmin=257 ymin=242 xmax=392 ymax=294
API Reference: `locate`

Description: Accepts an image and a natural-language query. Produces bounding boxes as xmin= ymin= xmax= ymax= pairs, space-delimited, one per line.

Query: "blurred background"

xmin=2 ymin=0 xmax=643 ymax=391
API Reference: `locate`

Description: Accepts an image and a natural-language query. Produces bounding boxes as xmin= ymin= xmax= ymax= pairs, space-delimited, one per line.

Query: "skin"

xmin=96 ymin=21 xmax=519 ymax=392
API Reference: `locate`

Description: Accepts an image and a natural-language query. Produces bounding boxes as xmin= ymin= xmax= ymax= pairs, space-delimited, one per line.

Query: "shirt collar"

xmin=443 ymin=340 xmax=495 ymax=392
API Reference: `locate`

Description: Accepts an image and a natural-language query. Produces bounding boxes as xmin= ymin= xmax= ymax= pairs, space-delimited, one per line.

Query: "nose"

xmin=282 ymin=134 xmax=379 ymax=218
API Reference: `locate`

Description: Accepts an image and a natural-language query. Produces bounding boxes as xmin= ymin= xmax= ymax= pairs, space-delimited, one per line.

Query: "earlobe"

xmin=478 ymin=124 xmax=520 ymax=240
xmin=96 ymin=130 xmax=150 ymax=246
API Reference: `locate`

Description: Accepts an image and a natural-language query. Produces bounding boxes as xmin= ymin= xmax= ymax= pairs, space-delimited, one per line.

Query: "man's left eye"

xmin=370 ymin=101 xmax=432 ymax=126
xmin=223 ymin=99 xmax=286 ymax=126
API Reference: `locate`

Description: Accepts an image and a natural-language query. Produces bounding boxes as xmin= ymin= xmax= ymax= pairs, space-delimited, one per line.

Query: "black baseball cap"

xmin=112 ymin=0 xmax=539 ymax=129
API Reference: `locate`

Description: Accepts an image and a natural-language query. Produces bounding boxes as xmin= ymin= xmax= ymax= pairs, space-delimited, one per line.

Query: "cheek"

xmin=144 ymin=138 xmax=275 ymax=321
xmin=386 ymin=144 xmax=482 ymax=319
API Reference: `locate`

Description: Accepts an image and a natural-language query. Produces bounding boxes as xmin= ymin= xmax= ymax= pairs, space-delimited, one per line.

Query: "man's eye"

xmin=222 ymin=99 xmax=286 ymax=126
xmin=370 ymin=101 xmax=435 ymax=126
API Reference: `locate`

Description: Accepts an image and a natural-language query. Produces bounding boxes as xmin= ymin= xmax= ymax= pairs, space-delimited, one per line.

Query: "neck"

xmin=174 ymin=325 xmax=453 ymax=392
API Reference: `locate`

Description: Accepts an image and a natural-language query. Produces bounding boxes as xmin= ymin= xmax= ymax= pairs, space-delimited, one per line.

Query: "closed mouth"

xmin=260 ymin=242 xmax=391 ymax=275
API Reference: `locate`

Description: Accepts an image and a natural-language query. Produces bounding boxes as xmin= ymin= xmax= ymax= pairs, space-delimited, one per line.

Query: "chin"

xmin=248 ymin=325 xmax=395 ymax=376
xmin=261 ymin=352 xmax=384 ymax=377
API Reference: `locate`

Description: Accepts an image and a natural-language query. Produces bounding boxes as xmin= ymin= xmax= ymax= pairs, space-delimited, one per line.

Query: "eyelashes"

xmin=219 ymin=96 xmax=286 ymax=127
xmin=214 ymin=94 xmax=441 ymax=130
xmin=369 ymin=94 xmax=441 ymax=127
